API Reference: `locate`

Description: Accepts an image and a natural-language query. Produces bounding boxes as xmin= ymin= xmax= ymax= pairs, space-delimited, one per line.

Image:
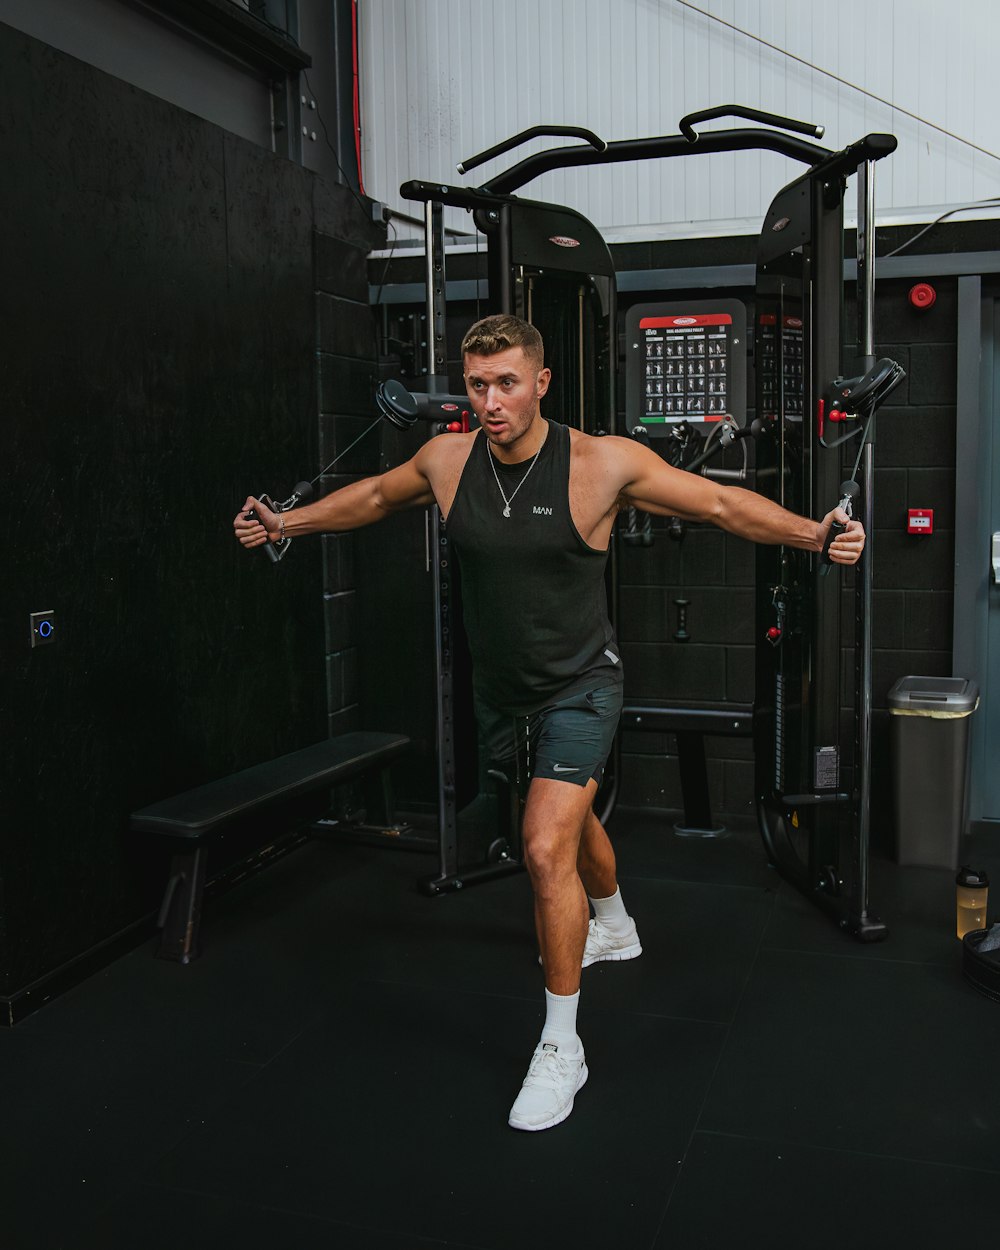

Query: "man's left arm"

xmin=614 ymin=437 xmax=865 ymax=566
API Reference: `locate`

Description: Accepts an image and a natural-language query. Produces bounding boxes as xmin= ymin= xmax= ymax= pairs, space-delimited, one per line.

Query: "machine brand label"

xmin=640 ymin=314 xmax=732 ymax=329
xmin=549 ymin=235 xmax=580 ymax=247
xmin=440 ymin=403 xmax=459 ymax=411
xmin=757 ymin=314 xmax=803 ymax=329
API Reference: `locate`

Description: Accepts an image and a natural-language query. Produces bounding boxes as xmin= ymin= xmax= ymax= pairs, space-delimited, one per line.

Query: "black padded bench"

xmin=131 ymin=731 xmax=410 ymax=963
xmin=621 ymin=702 xmax=753 ymax=835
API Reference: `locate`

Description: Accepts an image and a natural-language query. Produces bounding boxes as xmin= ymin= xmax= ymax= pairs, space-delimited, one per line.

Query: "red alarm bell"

xmin=909 ymin=283 xmax=936 ymax=310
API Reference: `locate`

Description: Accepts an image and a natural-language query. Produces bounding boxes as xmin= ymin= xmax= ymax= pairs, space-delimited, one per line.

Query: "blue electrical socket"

xmin=30 ymin=610 xmax=56 ymax=648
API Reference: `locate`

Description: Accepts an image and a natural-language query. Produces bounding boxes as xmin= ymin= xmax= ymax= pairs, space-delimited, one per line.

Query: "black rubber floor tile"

xmin=321 ymin=859 xmax=774 ymax=1028
xmin=22 ymin=842 xmax=413 ymax=1068
xmin=355 ymin=866 xmax=542 ymax=996
xmin=25 ymin=932 xmax=327 ymax=1069
xmin=763 ymin=853 xmax=965 ymax=965
xmin=579 ymin=875 xmax=775 ymax=1025
xmin=75 ymin=1184 xmax=473 ymax=1250
xmin=148 ymin=980 xmax=725 ymax=1249
xmin=0 ymin=1016 xmax=263 ymax=1250
xmin=22 ymin=839 xmax=530 ymax=1083
xmin=654 ymin=1131 xmax=1000 ymax=1250
xmin=608 ymin=807 xmax=778 ymax=892
xmin=203 ymin=837 xmax=540 ymax=1000
xmin=700 ymin=946 xmax=1000 ymax=1170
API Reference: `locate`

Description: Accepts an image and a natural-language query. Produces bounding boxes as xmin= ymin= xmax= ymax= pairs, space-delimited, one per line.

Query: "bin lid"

xmin=887 ymin=675 xmax=979 ymax=713
xmin=957 ymin=865 xmax=990 ymax=888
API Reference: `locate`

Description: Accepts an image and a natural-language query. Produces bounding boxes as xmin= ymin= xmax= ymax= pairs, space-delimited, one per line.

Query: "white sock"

xmin=590 ymin=886 xmax=632 ymax=936
xmin=540 ymin=988 xmax=581 ymax=1054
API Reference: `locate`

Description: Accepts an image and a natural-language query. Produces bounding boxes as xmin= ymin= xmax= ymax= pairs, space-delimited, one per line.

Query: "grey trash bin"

xmin=888 ymin=676 xmax=979 ymax=869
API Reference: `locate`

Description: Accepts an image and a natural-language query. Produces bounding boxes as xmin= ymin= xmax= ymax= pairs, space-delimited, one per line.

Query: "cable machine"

xmin=385 ymin=108 xmax=900 ymax=932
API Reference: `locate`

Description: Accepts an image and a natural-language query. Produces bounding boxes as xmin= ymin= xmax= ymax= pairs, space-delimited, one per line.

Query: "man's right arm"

xmin=233 ymin=446 xmax=438 ymax=549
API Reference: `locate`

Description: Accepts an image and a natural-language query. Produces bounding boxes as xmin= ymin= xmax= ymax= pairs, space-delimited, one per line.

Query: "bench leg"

xmin=312 ymin=769 xmax=431 ymax=851
xmin=674 ymin=731 xmax=726 ymax=838
xmin=157 ymin=846 xmax=206 ymax=964
xmin=375 ymin=764 xmax=395 ymax=824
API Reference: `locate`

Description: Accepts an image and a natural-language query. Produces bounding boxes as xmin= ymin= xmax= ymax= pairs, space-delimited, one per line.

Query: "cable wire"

xmin=883 ymin=197 xmax=1000 ymax=258
xmin=372 ymin=219 xmax=398 ymax=308
xmin=301 ymin=68 xmax=369 ymax=215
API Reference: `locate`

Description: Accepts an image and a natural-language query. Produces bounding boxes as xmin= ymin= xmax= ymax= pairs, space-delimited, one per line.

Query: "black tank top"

xmin=446 ymin=421 xmax=622 ymax=715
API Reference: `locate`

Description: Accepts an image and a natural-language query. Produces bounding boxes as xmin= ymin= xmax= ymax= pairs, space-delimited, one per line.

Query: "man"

xmin=234 ymin=314 xmax=865 ymax=1133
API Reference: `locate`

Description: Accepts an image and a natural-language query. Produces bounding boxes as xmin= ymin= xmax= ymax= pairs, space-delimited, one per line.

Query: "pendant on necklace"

xmin=503 ymin=505 xmax=511 ymax=518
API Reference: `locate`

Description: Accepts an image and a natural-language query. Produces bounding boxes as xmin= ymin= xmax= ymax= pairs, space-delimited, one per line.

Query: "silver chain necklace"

xmin=486 ymin=429 xmax=546 ymax=518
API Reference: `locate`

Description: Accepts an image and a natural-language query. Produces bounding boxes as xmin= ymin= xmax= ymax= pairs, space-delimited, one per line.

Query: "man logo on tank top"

xmin=533 ymin=505 xmax=553 ymax=515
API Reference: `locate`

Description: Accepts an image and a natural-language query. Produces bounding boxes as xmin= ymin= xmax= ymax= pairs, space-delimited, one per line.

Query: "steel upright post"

xmin=852 ymin=159 xmax=880 ymax=936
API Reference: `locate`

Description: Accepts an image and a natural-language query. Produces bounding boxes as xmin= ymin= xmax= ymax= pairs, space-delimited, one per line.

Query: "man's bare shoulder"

xmin=419 ymin=429 xmax=477 ymax=459
xmin=414 ymin=429 xmax=478 ymax=473
xmin=568 ymin=428 xmax=644 ymax=481
xmin=567 ymin=428 xmax=641 ymax=455
xmin=412 ymin=431 xmax=479 ymax=513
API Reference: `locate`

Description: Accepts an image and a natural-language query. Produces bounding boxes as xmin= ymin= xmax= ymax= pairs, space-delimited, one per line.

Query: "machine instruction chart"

xmin=625 ymin=300 xmax=746 ymax=434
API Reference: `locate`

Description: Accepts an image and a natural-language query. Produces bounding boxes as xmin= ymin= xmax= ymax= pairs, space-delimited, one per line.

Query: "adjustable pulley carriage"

xmin=752 ymin=139 xmax=903 ymax=939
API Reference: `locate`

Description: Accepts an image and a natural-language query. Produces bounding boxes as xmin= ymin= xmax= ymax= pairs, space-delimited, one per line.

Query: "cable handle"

xmin=242 ymin=483 xmax=314 ymax=563
xmin=821 ymin=480 xmax=861 ymax=565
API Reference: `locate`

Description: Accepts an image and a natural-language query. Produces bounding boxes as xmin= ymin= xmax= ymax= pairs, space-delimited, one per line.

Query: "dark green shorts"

xmin=475 ymin=679 xmax=623 ymax=788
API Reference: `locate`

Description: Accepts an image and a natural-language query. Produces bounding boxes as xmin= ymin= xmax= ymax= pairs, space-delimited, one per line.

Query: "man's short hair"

xmin=461 ymin=315 xmax=544 ymax=371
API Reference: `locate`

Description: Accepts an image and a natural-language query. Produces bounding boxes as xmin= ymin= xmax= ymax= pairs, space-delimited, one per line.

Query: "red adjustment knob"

xmin=446 ymin=421 xmax=462 ymax=433
xmin=766 ymin=626 xmax=782 ymax=644
xmin=909 ymin=283 xmax=936 ymax=310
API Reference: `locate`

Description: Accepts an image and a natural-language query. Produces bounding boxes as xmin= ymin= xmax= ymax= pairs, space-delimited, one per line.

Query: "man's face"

xmin=463 ymin=346 xmax=551 ymax=449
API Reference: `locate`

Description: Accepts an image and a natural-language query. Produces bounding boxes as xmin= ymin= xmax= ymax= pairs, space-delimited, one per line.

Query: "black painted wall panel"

xmin=315 ymin=234 xmax=370 ymax=298
xmin=312 ymin=191 xmax=388 ymax=785
xmin=317 ymin=293 xmax=378 ymax=358
xmin=0 ymin=26 xmax=353 ymax=997
xmin=318 ymin=354 xmax=380 ymax=416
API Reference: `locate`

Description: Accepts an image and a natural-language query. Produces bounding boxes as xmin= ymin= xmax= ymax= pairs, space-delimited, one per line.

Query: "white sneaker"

xmin=508 ymin=1042 xmax=588 ymax=1132
xmin=582 ymin=916 xmax=642 ymax=968
xmin=536 ymin=917 xmax=643 ymax=970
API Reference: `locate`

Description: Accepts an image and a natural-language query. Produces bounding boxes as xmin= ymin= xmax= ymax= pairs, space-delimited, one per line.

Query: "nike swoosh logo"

xmin=551 ymin=764 xmax=578 ymax=773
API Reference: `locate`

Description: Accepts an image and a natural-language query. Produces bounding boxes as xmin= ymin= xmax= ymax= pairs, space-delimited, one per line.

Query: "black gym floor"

xmin=3 ymin=810 xmax=999 ymax=1250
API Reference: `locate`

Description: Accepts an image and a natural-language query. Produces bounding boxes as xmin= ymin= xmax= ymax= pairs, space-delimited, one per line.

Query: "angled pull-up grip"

xmin=457 ymin=125 xmax=607 ymax=176
xmin=679 ymin=105 xmax=824 ymax=143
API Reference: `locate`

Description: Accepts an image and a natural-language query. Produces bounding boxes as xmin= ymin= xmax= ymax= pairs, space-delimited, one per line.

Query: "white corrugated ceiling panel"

xmin=358 ymin=0 xmax=1000 ymax=242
